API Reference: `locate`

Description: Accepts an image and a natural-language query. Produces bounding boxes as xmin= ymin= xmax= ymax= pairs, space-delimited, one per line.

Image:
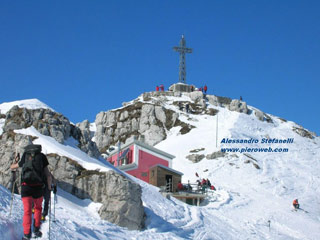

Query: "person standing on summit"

xmin=10 ymin=144 xmax=52 ymax=240
xmin=204 ymin=85 xmax=207 ymax=94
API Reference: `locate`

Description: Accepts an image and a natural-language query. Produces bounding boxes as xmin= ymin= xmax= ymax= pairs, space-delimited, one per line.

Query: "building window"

xmin=141 ymin=172 xmax=148 ymax=177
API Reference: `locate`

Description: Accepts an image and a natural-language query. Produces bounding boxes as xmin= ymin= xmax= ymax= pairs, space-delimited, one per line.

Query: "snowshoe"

xmin=33 ymin=227 xmax=42 ymax=238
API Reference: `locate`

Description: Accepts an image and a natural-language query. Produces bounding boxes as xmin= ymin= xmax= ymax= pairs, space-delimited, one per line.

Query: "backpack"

xmin=21 ymin=144 xmax=44 ymax=185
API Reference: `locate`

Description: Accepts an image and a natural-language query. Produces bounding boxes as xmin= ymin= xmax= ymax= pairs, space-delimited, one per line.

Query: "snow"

xmin=0 ymin=99 xmax=54 ymax=114
xmin=14 ymin=126 xmax=113 ymax=173
xmin=0 ymin=98 xmax=55 ymax=136
xmin=1 ymin=97 xmax=320 ymax=240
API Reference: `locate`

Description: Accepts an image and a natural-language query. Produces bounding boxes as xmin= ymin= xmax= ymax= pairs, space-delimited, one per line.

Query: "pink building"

xmin=107 ymin=137 xmax=181 ymax=186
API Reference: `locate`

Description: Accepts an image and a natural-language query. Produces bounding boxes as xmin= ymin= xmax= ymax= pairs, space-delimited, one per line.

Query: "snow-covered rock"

xmin=228 ymin=99 xmax=248 ymax=113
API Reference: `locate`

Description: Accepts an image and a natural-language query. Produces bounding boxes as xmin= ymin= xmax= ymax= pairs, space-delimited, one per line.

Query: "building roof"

xmin=150 ymin=164 xmax=183 ymax=176
xmin=109 ymin=138 xmax=175 ymax=160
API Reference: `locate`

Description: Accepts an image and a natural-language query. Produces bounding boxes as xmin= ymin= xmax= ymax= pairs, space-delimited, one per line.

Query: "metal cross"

xmin=173 ymin=35 xmax=193 ymax=83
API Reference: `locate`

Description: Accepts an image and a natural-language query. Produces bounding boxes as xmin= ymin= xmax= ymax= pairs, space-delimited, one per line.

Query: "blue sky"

xmin=0 ymin=1 xmax=319 ymax=135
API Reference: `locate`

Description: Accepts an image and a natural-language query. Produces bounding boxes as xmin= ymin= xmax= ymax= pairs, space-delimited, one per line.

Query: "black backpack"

xmin=21 ymin=144 xmax=44 ymax=185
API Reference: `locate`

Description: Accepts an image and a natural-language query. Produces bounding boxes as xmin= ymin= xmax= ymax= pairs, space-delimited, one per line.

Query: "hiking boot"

xmin=22 ymin=232 xmax=31 ymax=240
xmin=33 ymin=226 xmax=42 ymax=238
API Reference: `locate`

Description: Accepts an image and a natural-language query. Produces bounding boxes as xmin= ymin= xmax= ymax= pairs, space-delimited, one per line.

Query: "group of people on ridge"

xmin=10 ymin=144 xmax=57 ymax=240
xmin=156 ymin=84 xmax=165 ymax=92
xmin=189 ymin=84 xmax=208 ymax=93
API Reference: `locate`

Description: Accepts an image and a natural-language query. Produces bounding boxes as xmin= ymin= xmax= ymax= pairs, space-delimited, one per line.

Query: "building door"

xmin=165 ymin=175 xmax=173 ymax=192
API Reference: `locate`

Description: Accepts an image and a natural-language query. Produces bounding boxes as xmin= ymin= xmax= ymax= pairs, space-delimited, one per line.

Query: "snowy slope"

xmin=155 ymin=96 xmax=320 ymax=239
xmin=1 ymin=98 xmax=320 ymax=240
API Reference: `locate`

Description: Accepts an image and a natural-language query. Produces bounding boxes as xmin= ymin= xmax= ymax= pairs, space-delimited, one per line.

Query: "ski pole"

xmin=9 ymin=152 xmax=19 ymax=217
xmin=53 ymin=185 xmax=57 ymax=223
xmin=9 ymin=177 xmax=17 ymax=217
xmin=49 ymin=191 xmax=51 ymax=240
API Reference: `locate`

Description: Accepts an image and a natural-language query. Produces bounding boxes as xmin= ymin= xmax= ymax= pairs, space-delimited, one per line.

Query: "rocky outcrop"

xmin=186 ymin=91 xmax=204 ymax=104
xmin=0 ymin=130 xmax=145 ymax=230
xmin=255 ymin=109 xmax=264 ymax=121
xmin=293 ymin=126 xmax=316 ymax=139
xmin=207 ymin=95 xmax=232 ymax=108
xmin=94 ymin=101 xmax=192 ymax=153
xmin=206 ymin=151 xmax=226 ymax=160
xmin=47 ymin=154 xmax=144 ymax=230
xmin=207 ymin=95 xmax=250 ymax=114
xmin=3 ymin=106 xmax=100 ymax=158
xmin=0 ymin=131 xmax=33 ymax=192
xmin=75 ymin=120 xmax=101 ymax=158
xmin=0 ymin=106 xmax=145 ymax=230
xmin=228 ymin=100 xmax=248 ymax=114
xmin=4 ymin=106 xmax=71 ymax=143
xmin=186 ymin=154 xmax=205 ymax=163
xmin=254 ymin=109 xmax=273 ymax=123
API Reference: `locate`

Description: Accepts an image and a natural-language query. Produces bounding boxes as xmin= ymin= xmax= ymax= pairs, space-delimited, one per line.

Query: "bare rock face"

xmin=3 ymin=106 xmax=100 ymax=158
xmin=207 ymin=95 xmax=232 ymax=107
xmin=254 ymin=109 xmax=273 ymax=123
xmin=0 ymin=107 xmax=145 ymax=230
xmin=292 ymin=126 xmax=316 ymax=139
xmin=46 ymin=154 xmax=145 ymax=230
xmin=186 ymin=91 xmax=204 ymax=104
xmin=186 ymin=154 xmax=205 ymax=163
xmin=228 ymin=100 xmax=248 ymax=114
xmin=255 ymin=109 xmax=264 ymax=121
xmin=75 ymin=120 xmax=101 ymax=158
xmin=0 ymin=132 xmax=32 ymax=191
xmin=206 ymin=151 xmax=226 ymax=160
xmin=94 ymin=101 xmax=182 ymax=153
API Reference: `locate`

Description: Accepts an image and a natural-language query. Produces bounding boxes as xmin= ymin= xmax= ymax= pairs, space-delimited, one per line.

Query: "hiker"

xmin=206 ymin=178 xmax=211 ymax=187
xmin=204 ymin=85 xmax=207 ymax=94
xmin=186 ymin=104 xmax=189 ymax=113
xmin=160 ymin=84 xmax=164 ymax=91
xmin=177 ymin=181 xmax=184 ymax=191
xmin=41 ymin=172 xmax=57 ymax=221
xmin=156 ymin=86 xmax=159 ymax=92
xmin=199 ymin=87 xmax=202 ymax=92
xmin=190 ymin=85 xmax=194 ymax=92
xmin=210 ymin=185 xmax=216 ymax=191
xmin=240 ymin=96 xmax=243 ymax=101
xmin=201 ymin=178 xmax=207 ymax=186
xmin=187 ymin=181 xmax=192 ymax=192
xmin=10 ymin=144 xmax=52 ymax=240
xmin=293 ymin=199 xmax=299 ymax=209
xmin=197 ymin=180 xmax=201 ymax=187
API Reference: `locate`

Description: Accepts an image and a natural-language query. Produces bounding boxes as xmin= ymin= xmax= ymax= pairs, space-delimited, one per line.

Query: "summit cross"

xmin=173 ymin=35 xmax=193 ymax=83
